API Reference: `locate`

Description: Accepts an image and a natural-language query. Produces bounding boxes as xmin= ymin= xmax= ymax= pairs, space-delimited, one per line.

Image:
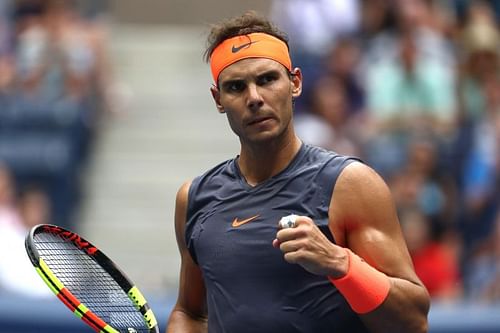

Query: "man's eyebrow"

xmin=220 ymin=78 xmax=245 ymax=89
xmin=255 ymin=69 xmax=282 ymax=78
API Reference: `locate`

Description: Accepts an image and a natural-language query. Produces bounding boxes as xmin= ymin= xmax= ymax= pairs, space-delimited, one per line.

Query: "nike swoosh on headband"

xmin=231 ymin=40 xmax=259 ymax=53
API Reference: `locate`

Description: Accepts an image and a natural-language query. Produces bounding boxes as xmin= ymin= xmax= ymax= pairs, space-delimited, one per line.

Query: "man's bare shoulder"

xmin=336 ymin=161 xmax=388 ymax=196
xmin=176 ymin=180 xmax=193 ymax=202
xmin=331 ymin=160 xmax=396 ymax=230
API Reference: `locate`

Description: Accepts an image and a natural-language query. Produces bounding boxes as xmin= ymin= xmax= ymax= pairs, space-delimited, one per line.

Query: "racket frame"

xmin=25 ymin=224 xmax=159 ymax=333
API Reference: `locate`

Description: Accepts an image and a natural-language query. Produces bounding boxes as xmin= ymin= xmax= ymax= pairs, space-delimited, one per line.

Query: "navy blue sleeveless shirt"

xmin=185 ymin=144 xmax=369 ymax=333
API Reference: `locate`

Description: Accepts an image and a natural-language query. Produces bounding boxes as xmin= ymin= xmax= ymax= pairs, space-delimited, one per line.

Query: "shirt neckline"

xmin=232 ymin=142 xmax=306 ymax=191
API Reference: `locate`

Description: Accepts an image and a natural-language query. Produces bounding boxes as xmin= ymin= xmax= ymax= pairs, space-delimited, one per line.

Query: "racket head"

xmin=25 ymin=224 xmax=159 ymax=333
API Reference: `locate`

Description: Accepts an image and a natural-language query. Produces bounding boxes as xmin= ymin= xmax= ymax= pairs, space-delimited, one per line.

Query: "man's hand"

xmin=273 ymin=216 xmax=349 ymax=279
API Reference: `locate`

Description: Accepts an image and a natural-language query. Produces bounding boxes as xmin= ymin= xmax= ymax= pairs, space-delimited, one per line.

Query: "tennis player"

xmin=166 ymin=11 xmax=430 ymax=333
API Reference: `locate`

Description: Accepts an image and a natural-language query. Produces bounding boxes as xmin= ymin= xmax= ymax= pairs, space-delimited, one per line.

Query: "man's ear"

xmin=210 ymin=85 xmax=225 ymax=113
xmin=290 ymin=68 xmax=303 ymax=99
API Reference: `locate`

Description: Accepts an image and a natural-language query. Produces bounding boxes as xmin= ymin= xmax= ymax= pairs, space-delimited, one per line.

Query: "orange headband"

xmin=210 ymin=32 xmax=292 ymax=84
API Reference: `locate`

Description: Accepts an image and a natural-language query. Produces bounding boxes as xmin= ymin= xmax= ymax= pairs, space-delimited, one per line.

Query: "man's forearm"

xmin=166 ymin=308 xmax=208 ymax=333
xmin=360 ymin=278 xmax=430 ymax=333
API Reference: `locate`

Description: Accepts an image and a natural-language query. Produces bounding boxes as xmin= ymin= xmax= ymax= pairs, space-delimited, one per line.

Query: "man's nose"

xmin=247 ymin=84 xmax=264 ymax=111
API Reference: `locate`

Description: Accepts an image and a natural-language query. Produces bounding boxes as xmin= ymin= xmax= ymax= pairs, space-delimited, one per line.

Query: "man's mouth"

xmin=247 ymin=116 xmax=273 ymax=126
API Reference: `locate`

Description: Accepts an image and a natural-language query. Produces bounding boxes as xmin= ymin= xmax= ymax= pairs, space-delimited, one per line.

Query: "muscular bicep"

xmin=172 ymin=181 xmax=207 ymax=319
xmin=329 ymin=162 xmax=420 ymax=283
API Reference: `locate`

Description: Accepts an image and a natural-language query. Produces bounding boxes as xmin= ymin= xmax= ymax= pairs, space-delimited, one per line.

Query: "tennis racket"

xmin=25 ymin=224 xmax=159 ymax=333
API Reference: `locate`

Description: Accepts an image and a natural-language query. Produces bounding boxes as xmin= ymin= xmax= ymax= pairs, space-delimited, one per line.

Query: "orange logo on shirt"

xmin=232 ymin=215 xmax=260 ymax=227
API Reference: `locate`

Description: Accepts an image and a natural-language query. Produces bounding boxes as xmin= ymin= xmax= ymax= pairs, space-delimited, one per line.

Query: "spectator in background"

xmin=0 ymin=0 xmax=114 ymax=228
xmin=295 ymin=75 xmax=361 ymax=156
xmin=357 ymin=0 xmax=456 ymax=84
xmin=0 ymin=163 xmax=21 ymax=231
xmin=75 ymin=0 xmax=110 ymax=21
xmin=270 ymin=0 xmax=361 ymax=112
xmin=453 ymin=0 xmax=500 ymax=27
xmin=14 ymin=0 xmax=113 ymax=108
xmin=0 ymin=163 xmax=50 ymax=297
xmin=18 ymin=184 xmax=51 ymax=229
xmin=270 ymin=0 xmax=360 ymax=55
xmin=465 ymin=210 xmax=500 ymax=303
xmin=323 ymin=37 xmax=366 ymax=117
xmin=357 ymin=0 xmax=395 ymax=40
xmin=394 ymin=0 xmax=456 ymax=64
xmin=13 ymin=0 xmax=50 ymax=98
xmin=400 ymin=207 xmax=462 ymax=302
xmin=0 ymin=0 xmax=13 ymax=55
xmin=294 ymin=31 xmax=367 ymax=156
xmin=457 ymin=0 xmax=499 ymax=123
xmin=390 ymin=137 xmax=459 ymax=231
xmin=358 ymin=0 xmax=458 ymax=177
xmin=0 ymin=53 xmax=14 ymax=95
xmin=366 ymin=31 xmax=456 ymax=135
xmin=0 ymin=3 xmax=17 ymax=172
xmin=389 ymin=136 xmax=464 ymax=302
xmin=455 ymin=0 xmax=500 ymax=257
xmin=363 ymin=31 xmax=456 ymax=177
xmin=356 ymin=0 xmax=397 ymax=69
xmin=41 ymin=0 xmax=115 ymax=166
xmin=0 ymin=0 xmax=13 ymax=99
xmin=43 ymin=0 xmax=113 ymax=108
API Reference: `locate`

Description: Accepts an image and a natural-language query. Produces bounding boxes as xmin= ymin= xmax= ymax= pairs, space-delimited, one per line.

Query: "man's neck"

xmin=237 ymin=135 xmax=302 ymax=187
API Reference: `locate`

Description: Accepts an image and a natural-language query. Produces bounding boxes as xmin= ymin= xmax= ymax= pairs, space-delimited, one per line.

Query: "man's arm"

xmin=331 ymin=162 xmax=429 ymax=332
xmin=166 ymin=181 xmax=208 ymax=333
xmin=276 ymin=162 xmax=430 ymax=333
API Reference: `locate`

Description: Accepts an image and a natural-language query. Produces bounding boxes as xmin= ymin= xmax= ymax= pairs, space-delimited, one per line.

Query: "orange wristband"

xmin=328 ymin=248 xmax=390 ymax=314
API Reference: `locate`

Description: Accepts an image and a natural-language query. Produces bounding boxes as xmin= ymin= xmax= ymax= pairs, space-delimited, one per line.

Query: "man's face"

xmin=212 ymin=58 xmax=302 ymax=145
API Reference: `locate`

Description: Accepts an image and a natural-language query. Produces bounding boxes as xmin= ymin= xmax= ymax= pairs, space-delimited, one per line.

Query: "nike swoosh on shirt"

xmin=232 ymin=215 xmax=260 ymax=227
xmin=231 ymin=40 xmax=259 ymax=53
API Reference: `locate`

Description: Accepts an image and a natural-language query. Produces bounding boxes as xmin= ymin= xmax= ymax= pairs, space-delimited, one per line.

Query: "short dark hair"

xmin=203 ymin=11 xmax=289 ymax=63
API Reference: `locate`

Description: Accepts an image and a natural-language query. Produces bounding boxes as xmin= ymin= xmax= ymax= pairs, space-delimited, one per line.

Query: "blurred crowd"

xmin=0 ymin=0 xmax=498 ymax=306
xmin=272 ymin=0 xmax=500 ymax=304
xmin=0 ymin=0 xmax=110 ymax=296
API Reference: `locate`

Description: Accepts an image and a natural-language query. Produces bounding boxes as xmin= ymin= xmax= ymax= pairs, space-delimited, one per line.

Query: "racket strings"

xmin=34 ymin=232 xmax=150 ymax=332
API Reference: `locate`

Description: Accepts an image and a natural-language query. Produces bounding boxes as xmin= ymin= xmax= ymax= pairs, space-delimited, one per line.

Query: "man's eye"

xmin=227 ymin=82 xmax=245 ymax=92
xmin=257 ymin=74 xmax=277 ymax=85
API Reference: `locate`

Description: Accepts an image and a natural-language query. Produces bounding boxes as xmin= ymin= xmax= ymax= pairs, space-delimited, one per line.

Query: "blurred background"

xmin=0 ymin=0 xmax=499 ymax=332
